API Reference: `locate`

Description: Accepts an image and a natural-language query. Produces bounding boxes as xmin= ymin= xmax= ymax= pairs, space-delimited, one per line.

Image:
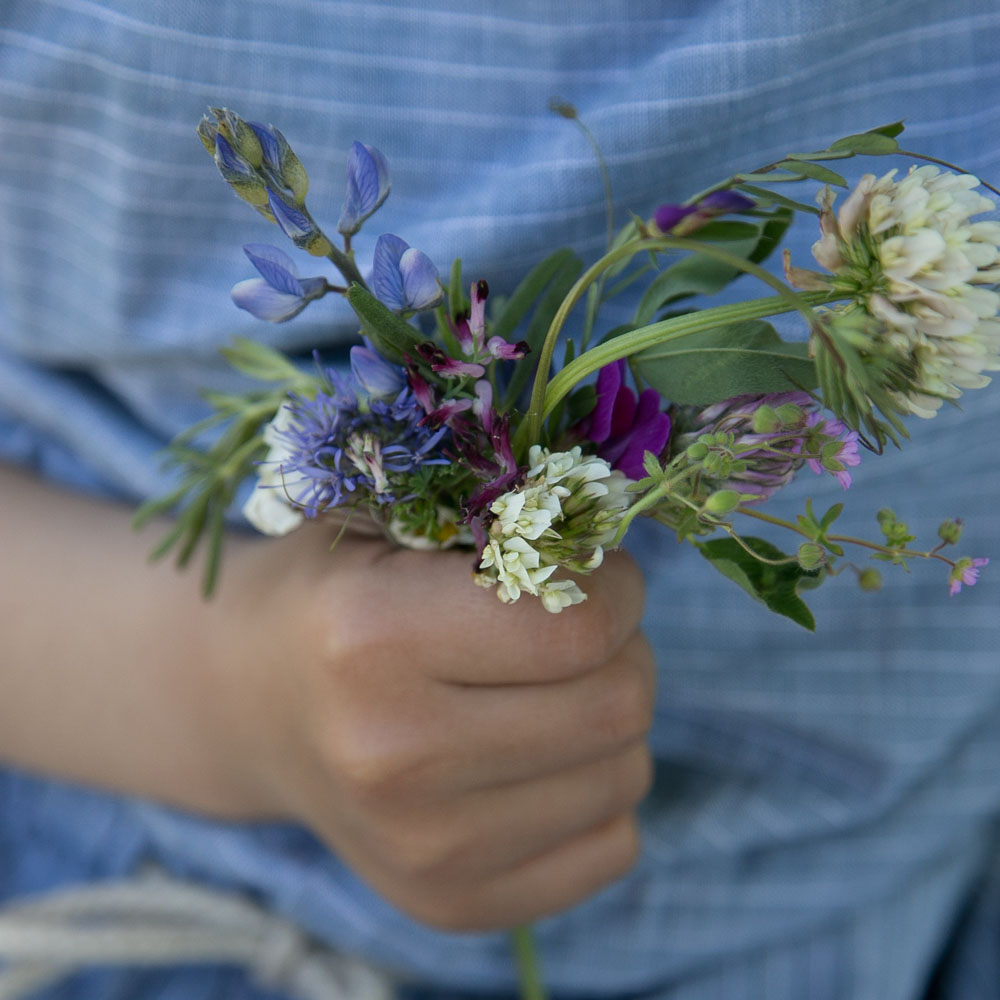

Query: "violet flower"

xmin=231 ymin=244 xmax=328 ymax=322
xmin=577 ymin=359 xmax=671 ymax=480
xmin=949 ymin=557 xmax=989 ymax=596
xmin=338 ymin=141 xmax=391 ymax=236
xmin=372 ymin=234 xmax=442 ymax=312
xmin=654 ymin=189 xmax=755 ymax=236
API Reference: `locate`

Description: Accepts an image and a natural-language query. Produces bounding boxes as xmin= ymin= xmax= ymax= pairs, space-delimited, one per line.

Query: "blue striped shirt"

xmin=2 ymin=2 xmax=1000 ymax=997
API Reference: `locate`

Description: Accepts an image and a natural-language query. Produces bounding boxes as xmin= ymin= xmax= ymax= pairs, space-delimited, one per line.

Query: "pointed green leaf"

xmin=634 ymin=320 xmax=817 ymax=404
xmin=774 ymin=160 xmax=848 ymax=187
xmin=696 ymin=535 xmax=819 ymax=630
xmin=829 ymin=125 xmax=903 ymax=155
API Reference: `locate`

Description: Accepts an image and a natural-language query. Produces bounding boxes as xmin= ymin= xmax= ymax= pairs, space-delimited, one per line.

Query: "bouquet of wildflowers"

xmin=136 ymin=107 xmax=998 ymax=630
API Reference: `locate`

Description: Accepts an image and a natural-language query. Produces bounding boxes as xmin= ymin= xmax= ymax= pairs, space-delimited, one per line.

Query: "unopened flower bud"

xmin=937 ymin=518 xmax=964 ymax=545
xmin=703 ymin=489 xmax=741 ymax=515
xmin=751 ymin=404 xmax=780 ymax=433
xmin=858 ymin=568 xmax=883 ymax=591
xmin=685 ymin=440 xmax=709 ymax=461
xmin=797 ymin=542 xmax=827 ymax=571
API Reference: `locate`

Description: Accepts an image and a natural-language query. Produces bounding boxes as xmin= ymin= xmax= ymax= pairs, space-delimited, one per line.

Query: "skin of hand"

xmin=1 ymin=464 xmax=655 ymax=932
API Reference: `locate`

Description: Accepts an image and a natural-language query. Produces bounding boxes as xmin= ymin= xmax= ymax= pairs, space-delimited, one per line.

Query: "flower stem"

xmin=511 ymin=925 xmax=549 ymax=1000
xmin=518 ymin=230 xmax=833 ymax=452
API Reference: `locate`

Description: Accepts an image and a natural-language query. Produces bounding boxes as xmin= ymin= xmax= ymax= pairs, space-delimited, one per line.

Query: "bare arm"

xmin=0 ymin=462 xmax=655 ymax=930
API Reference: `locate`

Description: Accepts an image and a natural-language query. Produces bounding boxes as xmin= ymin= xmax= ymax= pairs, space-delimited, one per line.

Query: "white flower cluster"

xmin=473 ymin=446 xmax=632 ymax=613
xmin=788 ymin=165 xmax=1000 ymax=418
xmin=242 ymin=405 xmax=305 ymax=536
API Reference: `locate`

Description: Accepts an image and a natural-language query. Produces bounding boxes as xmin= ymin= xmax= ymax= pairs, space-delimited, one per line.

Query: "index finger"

xmin=371 ymin=545 xmax=647 ymax=685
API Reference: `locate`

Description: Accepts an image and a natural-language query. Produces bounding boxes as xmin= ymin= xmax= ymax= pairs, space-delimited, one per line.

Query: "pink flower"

xmin=948 ymin=557 xmax=989 ymax=596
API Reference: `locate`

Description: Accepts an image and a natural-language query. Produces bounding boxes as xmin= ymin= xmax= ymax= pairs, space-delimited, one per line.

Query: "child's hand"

xmin=227 ymin=528 xmax=655 ymax=931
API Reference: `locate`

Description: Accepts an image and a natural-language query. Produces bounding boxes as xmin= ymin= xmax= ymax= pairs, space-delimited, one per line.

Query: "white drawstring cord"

xmin=0 ymin=872 xmax=394 ymax=1000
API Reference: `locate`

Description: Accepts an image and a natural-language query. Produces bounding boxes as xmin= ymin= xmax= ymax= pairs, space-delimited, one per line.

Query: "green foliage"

xmin=346 ymin=283 xmax=425 ymax=362
xmin=633 ymin=208 xmax=794 ymax=325
xmin=495 ymin=248 xmax=584 ymax=410
xmin=696 ymin=535 xmax=821 ymax=630
xmin=634 ymin=320 xmax=817 ymax=404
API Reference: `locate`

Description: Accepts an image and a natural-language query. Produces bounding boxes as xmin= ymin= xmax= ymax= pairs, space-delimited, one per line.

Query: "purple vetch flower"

xmin=338 ymin=141 xmax=391 ymax=236
xmin=677 ymin=391 xmax=861 ymax=501
xmin=372 ymin=234 xmax=442 ymax=312
xmin=653 ymin=189 xmax=756 ymax=236
xmin=451 ymin=281 xmax=528 ymax=365
xmin=231 ymin=244 xmax=328 ymax=322
xmin=948 ymin=556 xmax=989 ymax=596
xmin=577 ymin=360 xmax=671 ymax=480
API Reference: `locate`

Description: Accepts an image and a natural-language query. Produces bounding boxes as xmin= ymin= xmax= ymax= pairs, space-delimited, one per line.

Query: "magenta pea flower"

xmin=231 ymin=244 xmax=328 ymax=322
xmin=372 ymin=234 xmax=442 ymax=312
xmin=948 ymin=557 xmax=989 ymax=596
xmin=577 ymin=359 xmax=671 ymax=480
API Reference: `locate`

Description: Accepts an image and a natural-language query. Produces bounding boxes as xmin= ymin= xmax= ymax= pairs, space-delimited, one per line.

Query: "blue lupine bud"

xmin=231 ymin=243 xmax=328 ymax=322
xmin=338 ymin=141 xmax=391 ymax=236
xmin=350 ymin=342 xmax=406 ymax=398
xmin=267 ymin=190 xmax=332 ymax=256
xmin=372 ymin=234 xmax=442 ymax=313
xmin=249 ymin=121 xmax=309 ymax=204
xmin=214 ymin=133 xmax=269 ymax=206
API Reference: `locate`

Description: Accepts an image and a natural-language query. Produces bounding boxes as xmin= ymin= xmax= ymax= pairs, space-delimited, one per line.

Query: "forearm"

xmin=0 ymin=463 xmax=271 ymax=816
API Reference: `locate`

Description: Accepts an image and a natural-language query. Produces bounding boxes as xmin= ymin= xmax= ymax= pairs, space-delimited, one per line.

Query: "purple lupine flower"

xmin=267 ymin=190 xmax=319 ymax=248
xmin=372 ymin=234 xmax=442 ymax=312
xmin=948 ymin=556 xmax=989 ymax=596
xmin=654 ymin=189 xmax=755 ymax=236
xmin=350 ymin=341 xmax=406 ymax=398
xmin=231 ymin=244 xmax=328 ymax=322
xmin=577 ymin=359 xmax=671 ymax=480
xmin=246 ymin=121 xmax=308 ymax=204
xmin=338 ymin=141 xmax=391 ymax=236
xmin=277 ymin=376 xmax=449 ymax=514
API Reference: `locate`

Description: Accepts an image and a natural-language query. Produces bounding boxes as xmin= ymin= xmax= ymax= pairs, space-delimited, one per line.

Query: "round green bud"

xmin=858 ymin=568 xmax=883 ymax=592
xmin=774 ymin=403 xmax=805 ymax=428
xmin=796 ymin=542 xmax=827 ymax=571
xmin=751 ymin=404 xmax=780 ymax=434
xmin=686 ymin=441 xmax=709 ymax=461
xmin=703 ymin=489 xmax=741 ymax=515
xmin=937 ymin=518 xmax=964 ymax=545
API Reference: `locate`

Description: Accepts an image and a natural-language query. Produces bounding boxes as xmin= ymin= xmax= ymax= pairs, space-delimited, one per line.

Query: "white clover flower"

xmin=785 ymin=165 xmax=1000 ymax=423
xmin=242 ymin=404 xmax=305 ymax=536
xmin=474 ymin=446 xmax=633 ymax=613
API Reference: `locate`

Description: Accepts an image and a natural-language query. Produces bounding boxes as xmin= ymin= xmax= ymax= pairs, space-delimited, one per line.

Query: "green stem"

xmin=519 ymin=232 xmax=832 ymax=451
xmin=736 ymin=507 xmax=957 ymax=565
xmin=511 ymin=925 xmax=549 ymax=1000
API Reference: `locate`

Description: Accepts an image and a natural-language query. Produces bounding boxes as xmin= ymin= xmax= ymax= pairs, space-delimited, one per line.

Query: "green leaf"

xmin=489 ymin=248 xmax=583 ymax=345
xmin=346 ymin=283 xmax=424 ymax=363
xmin=736 ymin=184 xmax=820 ymax=215
xmin=774 ymin=159 xmax=848 ymax=187
xmin=696 ymin=535 xmax=819 ymax=630
xmin=499 ymin=250 xmax=584 ymax=408
xmin=634 ymin=320 xmax=817 ymax=404
xmin=687 ymin=220 xmax=763 ymax=241
xmin=633 ymin=209 xmax=792 ymax=326
xmin=829 ymin=125 xmax=903 ymax=155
